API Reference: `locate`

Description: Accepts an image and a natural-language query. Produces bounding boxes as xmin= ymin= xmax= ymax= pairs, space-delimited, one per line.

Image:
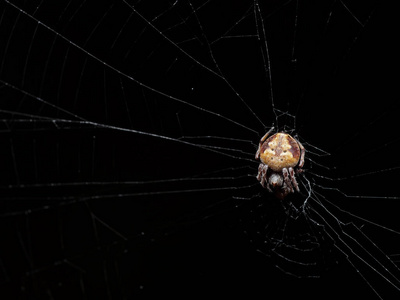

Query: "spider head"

xmin=269 ymin=172 xmax=291 ymax=200
xmin=269 ymin=173 xmax=283 ymax=189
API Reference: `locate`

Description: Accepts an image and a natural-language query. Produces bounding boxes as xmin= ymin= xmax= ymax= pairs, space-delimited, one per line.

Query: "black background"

xmin=0 ymin=0 xmax=399 ymax=299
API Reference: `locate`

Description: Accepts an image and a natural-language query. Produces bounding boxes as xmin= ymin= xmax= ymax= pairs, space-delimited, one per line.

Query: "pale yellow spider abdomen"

xmin=259 ymin=133 xmax=301 ymax=172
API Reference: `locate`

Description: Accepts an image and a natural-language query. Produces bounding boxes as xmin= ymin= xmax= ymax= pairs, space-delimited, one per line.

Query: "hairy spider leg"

xmin=257 ymin=164 xmax=272 ymax=192
xmin=297 ymin=140 xmax=305 ymax=168
xmin=289 ymin=167 xmax=300 ymax=192
xmin=282 ymin=168 xmax=294 ymax=193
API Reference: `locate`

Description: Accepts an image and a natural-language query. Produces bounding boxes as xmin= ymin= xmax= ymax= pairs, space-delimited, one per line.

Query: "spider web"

xmin=0 ymin=0 xmax=400 ymax=298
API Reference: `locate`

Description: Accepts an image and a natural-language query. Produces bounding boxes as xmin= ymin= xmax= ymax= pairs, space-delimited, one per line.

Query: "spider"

xmin=255 ymin=128 xmax=305 ymax=199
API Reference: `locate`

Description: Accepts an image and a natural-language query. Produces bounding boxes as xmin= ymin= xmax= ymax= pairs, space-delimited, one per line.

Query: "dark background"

xmin=0 ymin=0 xmax=399 ymax=299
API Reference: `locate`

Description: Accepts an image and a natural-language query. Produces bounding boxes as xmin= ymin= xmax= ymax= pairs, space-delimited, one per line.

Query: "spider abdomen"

xmin=259 ymin=133 xmax=301 ymax=172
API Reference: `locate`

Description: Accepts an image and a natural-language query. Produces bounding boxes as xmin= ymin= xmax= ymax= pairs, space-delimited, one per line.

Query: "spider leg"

xmin=260 ymin=127 xmax=274 ymax=143
xmin=282 ymin=168 xmax=294 ymax=193
xmin=255 ymin=127 xmax=274 ymax=159
xmin=256 ymin=164 xmax=264 ymax=182
xmin=257 ymin=164 xmax=272 ymax=192
xmin=255 ymin=148 xmax=260 ymax=160
xmin=297 ymin=139 xmax=305 ymax=168
xmin=289 ymin=167 xmax=300 ymax=192
xmin=265 ymin=178 xmax=273 ymax=193
xmin=261 ymin=165 xmax=271 ymax=191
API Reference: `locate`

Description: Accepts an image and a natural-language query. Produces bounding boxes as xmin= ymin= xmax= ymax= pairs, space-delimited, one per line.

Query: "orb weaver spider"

xmin=255 ymin=129 xmax=305 ymax=199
